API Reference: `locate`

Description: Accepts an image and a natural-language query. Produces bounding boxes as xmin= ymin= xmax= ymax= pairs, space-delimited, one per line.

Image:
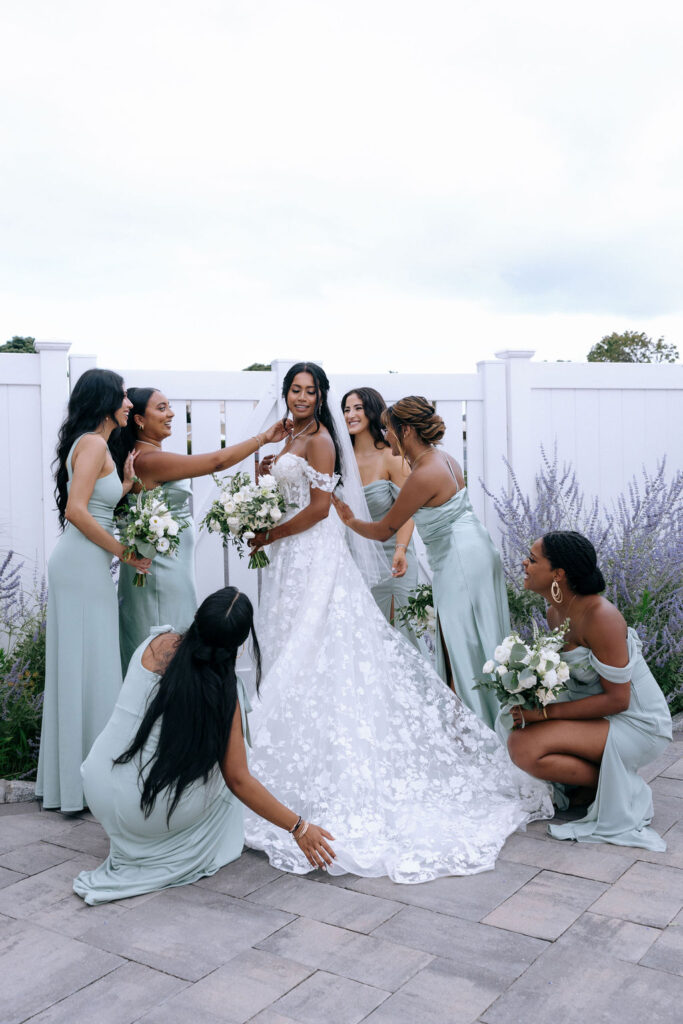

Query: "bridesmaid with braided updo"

xmin=334 ymin=395 xmax=510 ymax=728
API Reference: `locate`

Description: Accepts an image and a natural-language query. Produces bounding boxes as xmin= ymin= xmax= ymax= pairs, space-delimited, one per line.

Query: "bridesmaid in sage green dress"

xmin=116 ymin=387 xmax=291 ymax=673
xmin=333 ymin=395 xmax=510 ymax=729
xmin=506 ymin=531 xmax=672 ymax=851
xmin=342 ymin=387 xmax=424 ymax=650
xmin=74 ymin=588 xmax=335 ymax=904
xmin=36 ymin=369 xmax=151 ymax=813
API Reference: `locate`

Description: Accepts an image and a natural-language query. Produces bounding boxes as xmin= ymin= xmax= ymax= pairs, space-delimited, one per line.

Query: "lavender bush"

xmin=0 ymin=551 xmax=47 ymax=779
xmin=486 ymin=448 xmax=683 ymax=713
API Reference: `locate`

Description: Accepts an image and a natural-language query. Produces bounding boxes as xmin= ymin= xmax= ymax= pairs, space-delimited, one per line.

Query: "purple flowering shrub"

xmin=0 ymin=551 xmax=47 ymax=779
xmin=486 ymin=448 xmax=683 ymax=713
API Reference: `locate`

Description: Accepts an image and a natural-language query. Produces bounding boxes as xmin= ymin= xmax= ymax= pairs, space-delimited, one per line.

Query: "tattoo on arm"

xmin=388 ymin=525 xmax=397 ymax=536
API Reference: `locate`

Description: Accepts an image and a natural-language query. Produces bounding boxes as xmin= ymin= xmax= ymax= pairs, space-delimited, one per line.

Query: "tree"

xmin=242 ymin=362 xmax=271 ymax=371
xmin=587 ymin=330 xmax=679 ymax=364
xmin=0 ymin=336 xmax=36 ymax=353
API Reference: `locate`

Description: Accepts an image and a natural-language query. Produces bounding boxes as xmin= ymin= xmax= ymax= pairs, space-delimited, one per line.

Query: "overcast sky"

xmin=2 ymin=1 xmax=682 ymax=373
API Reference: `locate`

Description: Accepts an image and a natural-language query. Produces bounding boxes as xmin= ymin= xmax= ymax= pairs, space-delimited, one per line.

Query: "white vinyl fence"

xmin=2 ymin=346 xmax=683 ymax=625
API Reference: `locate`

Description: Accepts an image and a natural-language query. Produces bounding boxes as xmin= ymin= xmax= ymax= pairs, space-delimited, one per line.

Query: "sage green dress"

xmin=413 ymin=487 xmax=510 ymax=728
xmin=118 ymin=479 xmax=197 ymax=674
xmin=547 ymin=629 xmax=672 ymax=851
xmin=36 ymin=436 xmax=123 ymax=812
xmin=74 ymin=626 xmax=250 ymax=905
xmin=364 ymin=479 xmax=423 ymax=650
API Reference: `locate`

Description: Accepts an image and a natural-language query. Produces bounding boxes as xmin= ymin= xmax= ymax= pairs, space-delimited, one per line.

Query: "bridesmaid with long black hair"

xmin=37 ymin=368 xmax=151 ymax=813
xmin=115 ymin=387 xmax=290 ymax=673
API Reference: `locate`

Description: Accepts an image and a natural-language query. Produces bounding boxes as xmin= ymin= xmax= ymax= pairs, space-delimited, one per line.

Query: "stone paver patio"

xmin=2 ymin=736 xmax=683 ymax=1024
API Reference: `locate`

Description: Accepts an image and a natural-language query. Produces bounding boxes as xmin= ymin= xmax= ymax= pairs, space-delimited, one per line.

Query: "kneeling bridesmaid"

xmin=74 ymin=587 xmax=335 ymax=905
xmin=507 ymin=530 xmax=672 ymax=851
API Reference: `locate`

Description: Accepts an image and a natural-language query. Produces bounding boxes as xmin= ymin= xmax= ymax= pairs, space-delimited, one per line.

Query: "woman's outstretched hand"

xmin=332 ymin=494 xmax=354 ymax=526
xmin=262 ymin=420 xmax=292 ymax=445
xmin=295 ymin=823 xmax=336 ymax=869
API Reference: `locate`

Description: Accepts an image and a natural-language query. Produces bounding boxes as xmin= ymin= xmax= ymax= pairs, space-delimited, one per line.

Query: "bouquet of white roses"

xmin=200 ymin=471 xmax=288 ymax=569
xmin=474 ymin=622 xmax=570 ymax=722
xmin=395 ymin=583 xmax=436 ymax=651
xmin=116 ymin=485 xmax=186 ymax=586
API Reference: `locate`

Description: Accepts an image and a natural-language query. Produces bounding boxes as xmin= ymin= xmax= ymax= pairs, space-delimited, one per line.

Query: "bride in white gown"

xmin=243 ymin=363 xmax=553 ymax=883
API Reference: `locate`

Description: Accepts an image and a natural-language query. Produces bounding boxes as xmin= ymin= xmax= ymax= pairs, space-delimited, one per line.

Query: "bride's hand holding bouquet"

xmin=202 ymin=471 xmax=288 ymax=569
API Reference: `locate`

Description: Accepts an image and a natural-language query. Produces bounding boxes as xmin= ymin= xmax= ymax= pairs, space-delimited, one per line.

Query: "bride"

xmin=244 ymin=362 xmax=553 ymax=883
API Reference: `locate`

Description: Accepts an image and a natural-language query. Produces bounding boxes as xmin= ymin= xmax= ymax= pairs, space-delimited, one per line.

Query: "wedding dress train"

xmin=243 ymin=453 xmax=553 ymax=883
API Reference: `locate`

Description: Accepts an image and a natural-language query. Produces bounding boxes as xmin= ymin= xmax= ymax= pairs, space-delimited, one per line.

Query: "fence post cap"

xmin=494 ymin=349 xmax=535 ymax=360
xmin=35 ymin=339 xmax=72 ymax=352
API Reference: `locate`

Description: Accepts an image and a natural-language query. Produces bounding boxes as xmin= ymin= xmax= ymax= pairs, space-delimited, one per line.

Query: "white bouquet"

xmin=116 ymin=485 xmax=186 ymax=587
xmin=475 ymin=622 xmax=570 ymax=722
xmin=394 ymin=583 xmax=436 ymax=652
xmin=200 ymin=471 xmax=288 ymax=569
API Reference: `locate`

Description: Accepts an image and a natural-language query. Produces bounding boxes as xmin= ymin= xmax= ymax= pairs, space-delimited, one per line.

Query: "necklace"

xmin=136 ymin=439 xmax=162 ymax=449
xmin=289 ymin=420 xmax=315 ymax=443
xmin=408 ymin=446 xmax=435 ymax=470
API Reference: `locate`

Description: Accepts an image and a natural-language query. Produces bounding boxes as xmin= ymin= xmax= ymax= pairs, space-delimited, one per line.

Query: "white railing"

xmin=2 ymin=348 xmax=683 ymax=623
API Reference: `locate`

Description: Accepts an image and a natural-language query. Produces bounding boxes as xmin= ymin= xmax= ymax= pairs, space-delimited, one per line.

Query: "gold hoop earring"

xmin=237 ymin=642 xmax=246 ymax=660
xmin=551 ymin=580 xmax=563 ymax=604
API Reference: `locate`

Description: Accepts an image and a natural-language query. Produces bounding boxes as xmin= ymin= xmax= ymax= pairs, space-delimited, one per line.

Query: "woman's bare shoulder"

xmin=141 ymin=632 xmax=181 ymax=673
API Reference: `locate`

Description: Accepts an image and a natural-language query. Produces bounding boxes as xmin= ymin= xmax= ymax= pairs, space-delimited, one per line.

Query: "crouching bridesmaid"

xmin=507 ymin=530 xmax=672 ymax=851
xmin=74 ymin=587 xmax=335 ymax=904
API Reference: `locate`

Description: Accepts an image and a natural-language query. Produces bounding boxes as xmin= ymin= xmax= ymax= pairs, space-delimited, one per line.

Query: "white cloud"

xmin=1 ymin=0 xmax=682 ymax=371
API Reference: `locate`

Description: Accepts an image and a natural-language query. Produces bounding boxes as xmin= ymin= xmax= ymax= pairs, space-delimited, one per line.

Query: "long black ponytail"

xmin=114 ymin=587 xmax=261 ymax=823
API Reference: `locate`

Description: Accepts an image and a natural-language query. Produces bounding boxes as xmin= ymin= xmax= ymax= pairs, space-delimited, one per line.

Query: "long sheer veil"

xmin=327 ymin=389 xmax=391 ymax=590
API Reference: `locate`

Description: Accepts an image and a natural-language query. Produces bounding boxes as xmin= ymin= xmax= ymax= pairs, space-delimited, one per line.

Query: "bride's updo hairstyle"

xmin=282 ymin=361 xmax=342 ymax=476
xmin=114 ymin=586 xmax=262 ymax=823
xmin=341 ymin=387 xmax=388 ymax=451
xmin=542 ymin=531 xmax=606 ymax=595
xmin=383 ymin=396 xmax=446 ymax=451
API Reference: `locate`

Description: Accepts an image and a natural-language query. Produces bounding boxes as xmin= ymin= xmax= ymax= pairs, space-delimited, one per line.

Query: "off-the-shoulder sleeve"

xmin=587 ymin=628 xmax=640 ymax=684
xmin=303 ymin=463 xmax=340 ymax=492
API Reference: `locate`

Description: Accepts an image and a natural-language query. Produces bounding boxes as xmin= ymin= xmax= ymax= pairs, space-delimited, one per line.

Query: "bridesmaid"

xmin=74 ymin=587 xmax=335 ymax=904
xmin=333 ymin=395 xmax=509 ymax=728
xmin=342 ymin=387 xmax=424 ymax=648
xmin=36 ymin=369 xmax=151 ymax=813
xmin=507 ymin=531 xmax=672 ymax=851
xmin=116 ymin=387 xmax=290 ymax=673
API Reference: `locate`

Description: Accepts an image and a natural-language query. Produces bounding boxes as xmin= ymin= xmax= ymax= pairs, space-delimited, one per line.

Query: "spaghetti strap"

xmin=440 ymin=453 xmax=459 ymax=490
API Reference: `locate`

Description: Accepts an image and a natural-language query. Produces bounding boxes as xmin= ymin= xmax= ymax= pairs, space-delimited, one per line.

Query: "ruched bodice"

xmin=413 ymin=488 xmax=510 ymax=727
xmin=160 ymin=478 xmax=193 ymax=518
xmin=413 ymin=490 xmax=475 ymax=552
xmin=363 ymin=479 xmax=423 ymax=651
xmin=364 ymin=478 xmax=399 ymax=519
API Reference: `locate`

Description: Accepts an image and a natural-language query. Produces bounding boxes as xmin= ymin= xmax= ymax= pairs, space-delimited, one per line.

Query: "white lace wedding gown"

xmin=243 ymin=453 xmax=553 ymax=883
